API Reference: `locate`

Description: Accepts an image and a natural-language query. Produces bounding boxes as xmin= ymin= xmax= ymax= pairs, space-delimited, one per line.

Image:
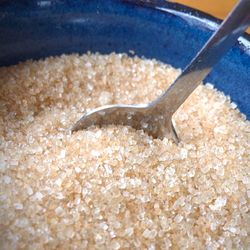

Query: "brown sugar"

xmin=0 ymin=53 xmax=249 ymax=249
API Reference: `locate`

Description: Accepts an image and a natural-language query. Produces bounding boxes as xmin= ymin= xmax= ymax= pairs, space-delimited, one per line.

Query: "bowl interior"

xmin=0 ymin=0 xmax=249 ymax=118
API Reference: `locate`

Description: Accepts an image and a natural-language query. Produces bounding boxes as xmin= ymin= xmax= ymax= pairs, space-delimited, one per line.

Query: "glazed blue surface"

xmin=0 ymin=0 xmax=249 ymax=118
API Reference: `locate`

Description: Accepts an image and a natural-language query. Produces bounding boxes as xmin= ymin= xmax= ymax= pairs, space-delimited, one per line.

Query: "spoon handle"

xmin=154 ymin=0 xmax=250 ymax=114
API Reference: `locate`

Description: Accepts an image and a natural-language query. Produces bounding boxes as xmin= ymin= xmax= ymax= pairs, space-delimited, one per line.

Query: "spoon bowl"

xmin=71 ymin=103 xmax=179 ymax=142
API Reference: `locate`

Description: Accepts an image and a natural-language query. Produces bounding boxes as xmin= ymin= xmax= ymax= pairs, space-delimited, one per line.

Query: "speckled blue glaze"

xmin=0 ymin=0 xmax=249 ymax=118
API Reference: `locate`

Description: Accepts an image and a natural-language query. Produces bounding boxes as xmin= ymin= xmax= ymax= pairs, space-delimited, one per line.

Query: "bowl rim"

xmin=124 ymin=0 xmax=250 ymax=53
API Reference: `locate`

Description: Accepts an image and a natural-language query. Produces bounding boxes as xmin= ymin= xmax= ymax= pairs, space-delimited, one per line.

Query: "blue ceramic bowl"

xmin=0 ymin=0 xmax=249 ymax=118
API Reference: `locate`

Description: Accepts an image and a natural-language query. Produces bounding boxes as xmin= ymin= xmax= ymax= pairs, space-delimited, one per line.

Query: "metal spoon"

xmin=72 ymin=0 xmax=250 ymax=143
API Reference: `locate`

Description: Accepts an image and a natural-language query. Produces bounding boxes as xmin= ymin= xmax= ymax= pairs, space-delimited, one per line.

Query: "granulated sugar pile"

xmin=0 ymin=53 xmax=249 ymax=249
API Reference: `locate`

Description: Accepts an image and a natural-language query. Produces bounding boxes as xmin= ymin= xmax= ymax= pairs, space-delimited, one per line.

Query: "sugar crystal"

xmin=0 ymin=53 xmax=249 ymax=249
